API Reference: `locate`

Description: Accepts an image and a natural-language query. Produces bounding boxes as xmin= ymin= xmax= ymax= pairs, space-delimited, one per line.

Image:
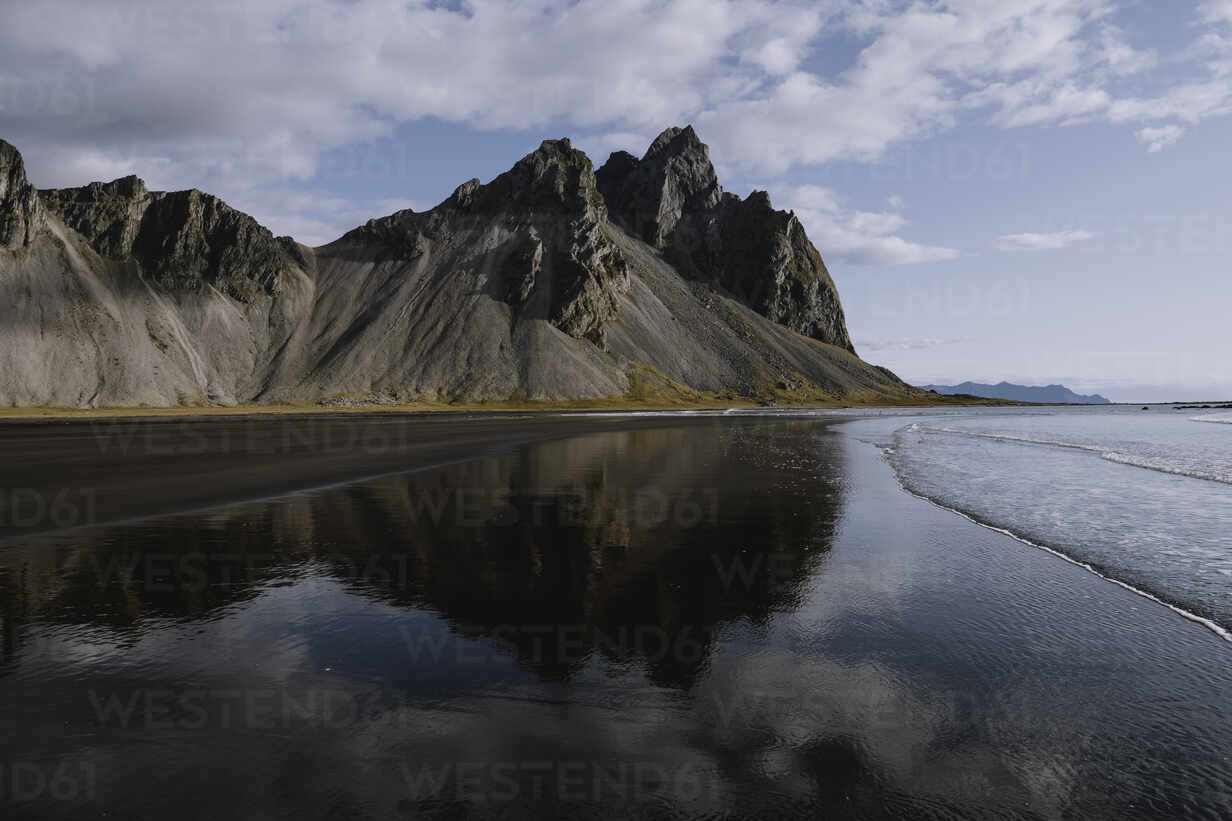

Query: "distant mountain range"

xmin=921 ymin=382 xmax=1110 ymax=404
xmin=0 ymin=127 xmax=918 ymax=408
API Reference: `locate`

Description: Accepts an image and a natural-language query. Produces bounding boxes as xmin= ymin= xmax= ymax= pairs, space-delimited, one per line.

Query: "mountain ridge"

xmin=0 ymin=128 xmax=919 ymax=408
xmin=922 ymin=381 xmax=1110 ymax=404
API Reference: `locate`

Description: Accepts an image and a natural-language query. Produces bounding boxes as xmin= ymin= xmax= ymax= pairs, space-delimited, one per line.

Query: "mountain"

xmin=0 ymin=128 xmax=917 ymax=408
xmin=921 ymin=382 xmax=1110 ymax=404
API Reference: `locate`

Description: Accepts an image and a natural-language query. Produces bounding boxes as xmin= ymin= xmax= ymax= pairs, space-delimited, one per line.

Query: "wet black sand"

xmin=0 ymin=412 xmax=727 ymax=540
xmin=1 ymin=414 xmax=1229 ymax=819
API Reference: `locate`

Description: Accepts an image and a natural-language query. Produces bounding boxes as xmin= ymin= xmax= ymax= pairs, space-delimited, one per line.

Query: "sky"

xmin=1 ymin=0 xmax=1229 ymax=401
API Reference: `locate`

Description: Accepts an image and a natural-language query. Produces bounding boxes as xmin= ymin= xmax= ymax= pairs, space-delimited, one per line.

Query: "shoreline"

xmin=0 ymin=396 xmax=1020 ymax=421
xmin=0 ymin=394 xmax=1017 ymax=422
xmin=5 ymin=396 xmax=1223 ymax=423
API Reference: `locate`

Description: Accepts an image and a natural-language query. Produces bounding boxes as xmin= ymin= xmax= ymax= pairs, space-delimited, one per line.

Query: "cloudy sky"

xmin=2 ymin=0 xmax=1229 ymax=401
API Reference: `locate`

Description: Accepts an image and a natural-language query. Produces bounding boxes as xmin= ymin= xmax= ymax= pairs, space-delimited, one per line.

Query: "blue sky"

xmin=2 ymin=0 xmax=1229 ymax=400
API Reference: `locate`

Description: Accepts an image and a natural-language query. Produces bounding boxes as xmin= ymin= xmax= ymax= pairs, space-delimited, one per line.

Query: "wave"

xmin=1192 ymin=414 xmax=1232 ymax=425
xmin=922 ymin=426 xmax=1232 ymax=486
xmin=882 ymin=444 xmax=1232 ymax=644
xmin=1100 ymin=451 xmax=1232 ymax=484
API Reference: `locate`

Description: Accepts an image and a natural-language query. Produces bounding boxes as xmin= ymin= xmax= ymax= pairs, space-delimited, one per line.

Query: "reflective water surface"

xmin=1 ymin=418 xmax=1230 ymax=819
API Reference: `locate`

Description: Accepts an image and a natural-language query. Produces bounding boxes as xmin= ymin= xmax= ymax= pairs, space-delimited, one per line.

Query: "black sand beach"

xmin=0 ymin=412 xmax=733 ymax=540
xmin=1 ymin=413 xmax=1229 ymax=818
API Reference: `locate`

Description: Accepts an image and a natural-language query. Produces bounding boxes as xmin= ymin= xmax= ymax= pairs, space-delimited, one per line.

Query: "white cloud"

xmin=700 ymin=0 xmax=1117 ymax=172
xmin=989 ymin=84 xmax=1112 ymax=128
xmin=227 ymin=190 xmax=428 ymax=246
xmin=993 ymin=229 xmax=1095 ymax=251
xmin=1189 ymin=31 xmax=1232 ymax=79
xmin=1096 ymin=25 xmax=1158 ymax=77
xmin=0 ymin=1 xmax=823 ymax=176
xmin=4 ymin=0 xmax=1232 ymax=238
xmin=776 ymin=184 xmax=958 ymax=266
xmin=1135 ymin=124 xmax=1186 ymax=152
xmin=572 ymin=131 xmax=654 ymax=164
xmin=1199 ymin=1 xmax=1232 ymax=24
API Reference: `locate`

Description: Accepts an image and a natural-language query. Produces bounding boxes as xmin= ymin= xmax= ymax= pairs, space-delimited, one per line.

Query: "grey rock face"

xmin=598 ymin=128 xmax=854 ymax=354
xmin=0 ymin=135 xmax=908 ymax=408
xmin=670 ymin=191 xmax=854 ymax=353
xmin=595 ymin=125 xmax=722 ymax=248
xmin=41 ymin=179 xmax=298 ymax=302
xmin=339 ymin=139 xmax=629 ymax=344
xmin=0 ymin=139 xmax=42 ymax=249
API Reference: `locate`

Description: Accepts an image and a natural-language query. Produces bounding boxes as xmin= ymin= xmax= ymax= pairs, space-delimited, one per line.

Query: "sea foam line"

xmin=922 ymin=426 xmax=1232 ymax=485
xmin=879 ymin=446 xmax=1232 ymax=644
xmin=1099 ymin=451 xmax=1232 ymax=484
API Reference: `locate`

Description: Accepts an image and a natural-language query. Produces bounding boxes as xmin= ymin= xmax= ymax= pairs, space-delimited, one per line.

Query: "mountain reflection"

xmin=0 ymin=421 xmax=845 ymax=684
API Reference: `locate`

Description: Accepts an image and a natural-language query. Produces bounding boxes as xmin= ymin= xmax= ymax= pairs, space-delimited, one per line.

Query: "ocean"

xmin=878 ymin=405 xmax=1232 ymax=637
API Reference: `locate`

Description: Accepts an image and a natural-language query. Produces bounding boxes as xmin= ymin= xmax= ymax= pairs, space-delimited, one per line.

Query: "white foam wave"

xmin=1192 ymin=414 xmax=1232 ymax=424
xmin=928 ymin=426 xmax=1106 ymax=453
xmin=1100 ymin=451 xmax=1232 ymax=485
xmin=880 ymin=445 xmax=1232 ymax=644
xmin=922 ymin=426 xmax=1232 ymax=485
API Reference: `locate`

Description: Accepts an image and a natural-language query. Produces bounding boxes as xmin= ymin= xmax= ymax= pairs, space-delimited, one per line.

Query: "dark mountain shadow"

xmin=0 ymin=420 xmax=847 ymax=686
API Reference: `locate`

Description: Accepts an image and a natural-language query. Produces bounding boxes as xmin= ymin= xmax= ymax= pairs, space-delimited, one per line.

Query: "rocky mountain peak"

xmin=596 ymin=129 xmax=854 ymax=353
xmin=596 ymin=124 xmax=722 ymax=248
xmin=40 ymin=174 xmax=154 ymax=258
xmin=669 ymin=189 xmax=855 ymax=353
xmin=744 ymin=190 xmax=773 ymax=210
xmin=40 ymin=175 xmax=300 ymax=302
xmin=0 ymin=139 xmax=43 ymax=249
xmin=333 ymin=137 xmax=627 ymax=345
xmin=448 ymin=178 xmax=481 ymax=208
xmin=343 ymin=139 xmax=608 ymax=245
xmin=104 ymin=174 xmax=148 ymax=199
xmin=482 ymin=138 xmax=604 ymax=217
xmin=643 ymin=124 xmax=706 ymax=160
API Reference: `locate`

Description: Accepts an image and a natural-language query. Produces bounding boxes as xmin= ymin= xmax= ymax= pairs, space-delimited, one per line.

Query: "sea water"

xmin=883 ymin=405 xmax=1232 ymax=633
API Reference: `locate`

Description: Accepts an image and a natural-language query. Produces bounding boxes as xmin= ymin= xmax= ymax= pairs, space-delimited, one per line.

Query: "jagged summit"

xmin=0 ymin=139 xmax=42 ymax=249
xmin=0 ymin=132 xmax=906 ymax=407
xmin=330 ymin=136 xmax=627 ymax=345
xmin=596 ymin=124 xmax=722 ymax=248
xmin=41 ymin=175 xmax=302 ymax=301
xmin=485 ymin=138 xmax=604 ymax=214
xmin=340 ymin=139 xmax=602 ymax=241
xmin=598 ymin=127 xmax=853 ymax=353
xmin=645 ymin=125 xmax=705 ymax=157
